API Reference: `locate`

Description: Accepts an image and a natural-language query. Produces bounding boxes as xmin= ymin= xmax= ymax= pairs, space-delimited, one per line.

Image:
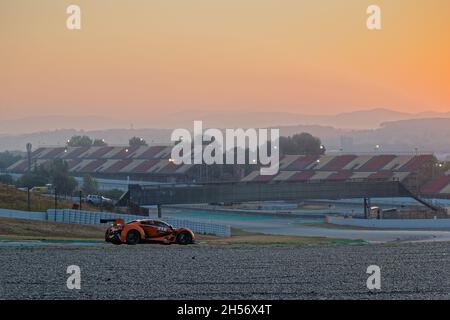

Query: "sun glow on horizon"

xmin=1 ymin=0 xmax=449 ymax=121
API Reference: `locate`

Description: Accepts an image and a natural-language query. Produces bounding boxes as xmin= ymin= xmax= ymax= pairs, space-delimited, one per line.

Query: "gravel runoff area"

xmin=0 ymin=242 xmax=449 ymax=300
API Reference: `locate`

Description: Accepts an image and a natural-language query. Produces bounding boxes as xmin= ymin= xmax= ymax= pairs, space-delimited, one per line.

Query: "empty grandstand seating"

xmin=79 ymin=159 xmax=108 ymax=172
xmin=111 ymin=146 xmax=140 ymax=159
xmin=6 ymin=149 xmax=439 ymax=193
xmin=320 ymin=155 xmax=357 ymax=171
xmin=287 ymin=171 xmax=316 ymax=181
xmin=327 ymin=170 xmax=354 ymax=181
xmin=6 ymin=146 xmax=190 ymax=176
xmin=31 ymin=147 xmax=45 ymax=158
xmin=242 ymin=154 xmax=435 ymax=188
xmin=285 ymin=155 xmax=319 ymax=171
xmin=357 ymin=155 xmax=397 ymax=172
xmin=63 ymin=147 xmax=90 ymax=159
xmin=102 ymin=160 xmax=132 ymax=173
xmin=88 ymin=146 xmax=115 ymax=158
xmin=9 ymin=159 xmax=29 ymax=172
xmin=44 ymin=147 xmax=66 ymax=158
xmin=421 ymin=175 xmax=450 ymax=197
xmin=399 ymin=155 xmax=434 ymax=172
xmin=130 ymin=159 xmax=160 ymax=174
xmin=67 ymin=159 xmax=83 ymax=170
xmin=368 ymin=171 xmax=394 ymax=180
xmin=138 ymin=146 xmax=169 ymax=159
xmin=158 ymin=162 xmax=187 ymax=174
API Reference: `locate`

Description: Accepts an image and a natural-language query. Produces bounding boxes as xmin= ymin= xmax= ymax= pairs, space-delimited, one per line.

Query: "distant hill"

xmin=161 ymin=108 xmax=417 ymax=130
xmin=0 ymin=128 xmax=173 ymax=152
xmin=132 ymin=108 xmax=450 ymax=130
xmin=0 ymin=115 xmax=126 ymax=135
xmin=260 ymin=118 xmax=450 ymax=154
xmin=1 ymin=116 xmax=449 ymax=154
xmin=2 ymin=108 xmax=450 ymax=135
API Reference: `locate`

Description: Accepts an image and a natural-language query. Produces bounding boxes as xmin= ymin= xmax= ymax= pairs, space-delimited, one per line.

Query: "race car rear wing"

xmin=100 ymin=218 xmax=125 ymax=224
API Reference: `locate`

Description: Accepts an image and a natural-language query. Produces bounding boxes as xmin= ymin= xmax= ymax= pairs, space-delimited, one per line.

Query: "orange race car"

xmin=102 ymin=218 xmax=195 ymax=245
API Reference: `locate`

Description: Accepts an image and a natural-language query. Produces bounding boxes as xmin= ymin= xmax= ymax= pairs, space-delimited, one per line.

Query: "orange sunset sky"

xmin=1 ymin=0 xmax=449 ymax=122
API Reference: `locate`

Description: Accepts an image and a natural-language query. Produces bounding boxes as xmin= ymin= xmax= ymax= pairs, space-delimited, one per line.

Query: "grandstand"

xmin=421 ymin=175 xmax=450 ymax=199
xmin=242 ymin=154 xmax=435 ymax=193
xmin=7 ymin=147 xmax=439 ymax=194
xmin=7 ymin=146 xmax=195 ymax=182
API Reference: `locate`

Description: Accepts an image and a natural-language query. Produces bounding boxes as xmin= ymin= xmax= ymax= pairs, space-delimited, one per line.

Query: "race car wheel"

xmin=111 ymin=237 xmax=122 ymax=245
xmin=126 ymin=230 xmax=141 ymax=245
xmin=176 ymin=232 xmax=192 ymax=245
xmin=105 ymin=231 xmax=122 ymax=245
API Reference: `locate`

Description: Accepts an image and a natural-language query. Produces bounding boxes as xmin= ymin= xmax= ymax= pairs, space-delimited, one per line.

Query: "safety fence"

xmin=0 ymin=208 xmax=230 ymax=237
xmin=47 ymin=209 xmax=231 ymax=236
xmin=163 ymin=217 xmax=231 ymax=237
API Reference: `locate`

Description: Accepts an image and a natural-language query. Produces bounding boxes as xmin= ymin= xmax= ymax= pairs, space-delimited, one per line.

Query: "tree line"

xmin=66 ymin=135 xmax=148 ymax=147
xmin=65 ymin=133 xmax=325 ymax=155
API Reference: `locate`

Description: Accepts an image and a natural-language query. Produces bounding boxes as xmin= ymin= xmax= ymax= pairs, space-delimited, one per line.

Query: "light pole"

xmin=54 ymin=189 xmax=58 ymax=211
xmin=27 ymin=187 xmax=31 ymax=211
xmin=26 ymin=143 xmax=32 ymax=173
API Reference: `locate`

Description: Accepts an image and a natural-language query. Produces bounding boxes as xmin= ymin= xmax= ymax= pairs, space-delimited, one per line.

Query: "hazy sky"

xmin=1 ymin=0 xmax=449 ymax=121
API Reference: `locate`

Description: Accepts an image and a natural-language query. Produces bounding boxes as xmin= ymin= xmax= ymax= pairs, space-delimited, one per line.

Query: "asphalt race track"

xmin=1 ymin=242 xmax=449 ymax=299
xmin=161 ymin=212 xmax=450 ymax=243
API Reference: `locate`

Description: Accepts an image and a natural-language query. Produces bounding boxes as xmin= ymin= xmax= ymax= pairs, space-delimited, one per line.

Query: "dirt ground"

xmin=0 ymin=217 xmax=353 ymax=245
xmin=2 ymin=242 xmax=449 ymax=299
xmin=0 ymin=217 xmax=106 ymax=240
xmin=0 ymin=183 xmax=101 ymax=212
